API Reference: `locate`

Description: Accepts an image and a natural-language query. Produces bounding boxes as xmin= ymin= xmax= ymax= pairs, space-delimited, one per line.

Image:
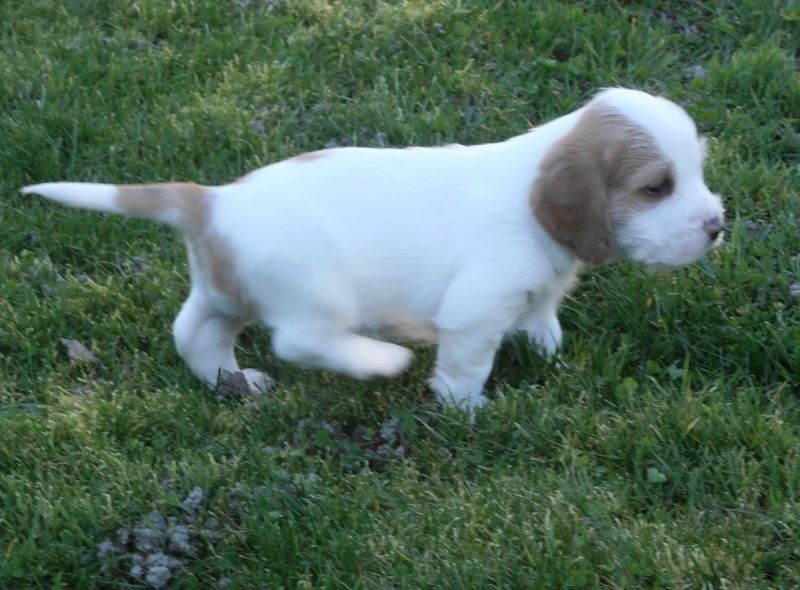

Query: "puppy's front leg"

xmin=429 ymin=326 xmax=506 ymax=411
xmin=513 ymin=288 xmax=568 ymax=358
xmin=430 ymin=269 xmax=528 ymax=411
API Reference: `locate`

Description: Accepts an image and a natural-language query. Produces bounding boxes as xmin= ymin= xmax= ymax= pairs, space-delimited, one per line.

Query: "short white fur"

xmin=23 ymin=88 xmax=724 ymax=411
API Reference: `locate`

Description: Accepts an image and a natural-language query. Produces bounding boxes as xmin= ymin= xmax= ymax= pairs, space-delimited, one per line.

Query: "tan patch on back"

xmin=232 ymin=150 xmax=329 ymax=184
xmin=530 ymin=103 xmax=665 ymax=266
xmin=289 ymin=149 xmax=329 ymax=163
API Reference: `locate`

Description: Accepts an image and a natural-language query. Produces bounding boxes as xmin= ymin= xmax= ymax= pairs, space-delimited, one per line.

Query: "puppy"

xmin=23 ymin=88 xmax=724 ymax=410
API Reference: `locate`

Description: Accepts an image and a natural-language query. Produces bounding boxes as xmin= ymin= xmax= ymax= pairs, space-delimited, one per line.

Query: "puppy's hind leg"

xmin=263 ymin=261 xmax=413 ymax=379
xmin=173 ymin=292 xmax=272 ymax=394
xmin=272 ymin=324 xmax=413 ymax=379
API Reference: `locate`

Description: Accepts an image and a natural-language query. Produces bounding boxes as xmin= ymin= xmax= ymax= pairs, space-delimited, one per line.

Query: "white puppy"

xmin=23 ymin=88 xmax=724 ymax=410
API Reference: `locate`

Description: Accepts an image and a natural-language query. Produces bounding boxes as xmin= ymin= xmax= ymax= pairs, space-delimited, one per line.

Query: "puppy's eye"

xmin=643 ymin=179 xmax=672 ymax=197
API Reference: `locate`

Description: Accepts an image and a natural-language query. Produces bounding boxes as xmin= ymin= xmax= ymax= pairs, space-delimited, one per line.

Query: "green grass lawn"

xmin=1 ymin=0 xmax=799 ymax=587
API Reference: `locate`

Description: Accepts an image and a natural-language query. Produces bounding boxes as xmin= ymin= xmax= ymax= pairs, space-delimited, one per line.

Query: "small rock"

xmin=96 ymin=539 xmax=118 ymax=559
xmin=74 ymin=384 xmax=92 ymax=397
xmin=379 ymin=418 xmax=400 ymax=444
xmin=22 ymin=403 xmax=44 ymax=416
xmin=147 ymin=511 xmax=167 ymax=532
xmin=120 ymin=255 xmax=147 ymax=274
xmin=228 ymin=483 xmax=249 ymax=511
xmin=130 ymin=565 xmax=144 ymax=580
xmin=59 ymin=338 xmax=97 ymax=364
xmin=294 ymin=419 xmax=339 ymax=445
xmin=200 ymin=529 xmax=221 ymax=541
xmin=133 ymin=523 xmax=163 ymax=553
xmin=685 ymin=64 xmax=706 ymax=79
xmin=181 ymin=487 xmax=205 ymax=514
xmin=144 ymin=552 xmax=183 ymax=589
xmin=116 ymin=526 xmax=132 ymax=548
xmin=130 ymin=554 xmax=145 ymax=579
xmin=146 ymin=566 xmax=172 ymax=589
xmin=200 ymin=516 xmax=222 ymax=541
xmin=789 ymin=282 xmax=800 ymax=298
xmin=168 ymin=525 xmax=194 ymax=555
xmin=744 ymin=219 xmax=766 ymax=236
xmin=248 ymin=120 xmax=266 ymax=137
xmin=205 ymin=517 xmax=221 ymax=532
xmin=215 ymin=370 xmax=252 ymax=402
xmin=437 ymin=447 xmax=453 ymax=460
xmin=433 ymin=21 xmax=446 ymax=35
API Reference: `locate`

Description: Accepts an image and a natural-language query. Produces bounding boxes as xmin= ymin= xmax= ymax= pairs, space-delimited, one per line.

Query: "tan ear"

xmin=531 ymin=136 xmax=613 ymax=267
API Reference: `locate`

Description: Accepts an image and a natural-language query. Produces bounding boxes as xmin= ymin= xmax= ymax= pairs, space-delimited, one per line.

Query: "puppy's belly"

xmin=360 ymin=310 xmax=439 ymax=344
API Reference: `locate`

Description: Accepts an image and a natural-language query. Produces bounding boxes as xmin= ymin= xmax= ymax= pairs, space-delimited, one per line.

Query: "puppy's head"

xmin=531 ymin=88 xmax=724 ymax=269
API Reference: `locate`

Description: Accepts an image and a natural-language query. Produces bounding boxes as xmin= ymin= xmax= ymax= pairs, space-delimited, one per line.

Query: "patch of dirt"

xmin=96 ymin=487 xmax=224 ymax=589
xmin=291 ymin=417 xmax=410 ymax=472
xmin=214 ymin=369 xmax=273 ymax=405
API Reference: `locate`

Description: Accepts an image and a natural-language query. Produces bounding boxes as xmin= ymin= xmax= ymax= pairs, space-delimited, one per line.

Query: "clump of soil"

xmin=96 ymin=487 xmax=222 ymax=589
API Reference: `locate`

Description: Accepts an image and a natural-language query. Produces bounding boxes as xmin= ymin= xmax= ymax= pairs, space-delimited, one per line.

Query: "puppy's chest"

xmin=525 ymin=266 xmax=581 ymax=307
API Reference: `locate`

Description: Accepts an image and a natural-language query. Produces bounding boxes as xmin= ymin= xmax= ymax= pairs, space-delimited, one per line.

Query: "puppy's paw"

xmin=428 ymin=374 xmax=488 ymax=414
xmin=241 ymin=368 xmax=275 ymax=395
xmin=523 ymin=315 xmax=562 ymax=358
xmin=346 ymin=339 xmax=414 ymax=379
xmin=373 ymin=343 xmax=415 ymax=377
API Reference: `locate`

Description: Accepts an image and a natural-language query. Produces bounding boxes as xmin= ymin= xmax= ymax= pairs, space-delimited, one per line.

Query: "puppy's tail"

xmin=21 ymin=182 xmax=211 ymax=233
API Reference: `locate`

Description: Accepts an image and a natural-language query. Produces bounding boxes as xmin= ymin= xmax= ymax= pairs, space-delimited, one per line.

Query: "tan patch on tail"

xmin=116 ymin=183 xmax=209 ymax=233
xmin=530 ymin=102 xmax=665 ymax=266
xmin=117 ymin=182 xmax=249 ymax=310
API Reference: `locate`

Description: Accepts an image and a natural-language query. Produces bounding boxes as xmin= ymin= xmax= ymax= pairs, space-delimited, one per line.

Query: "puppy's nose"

xmin=703 ymin=216 xmax=724 ymax=241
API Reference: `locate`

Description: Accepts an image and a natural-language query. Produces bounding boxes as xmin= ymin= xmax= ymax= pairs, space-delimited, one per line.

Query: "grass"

xmin=1 ymin=0 xmax=799 ymax=587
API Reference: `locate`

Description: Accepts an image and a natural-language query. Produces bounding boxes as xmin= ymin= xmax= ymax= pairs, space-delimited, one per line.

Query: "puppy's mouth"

xmin=622 ymin=235 xmax=722 ymax=271
xmin=709 ymin=230 xmax=725 ymax=248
